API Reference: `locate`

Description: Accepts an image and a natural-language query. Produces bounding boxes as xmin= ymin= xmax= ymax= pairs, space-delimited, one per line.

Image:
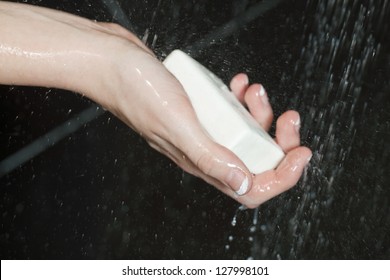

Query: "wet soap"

xmin=163 ymin=50 xmax=285 ymax=174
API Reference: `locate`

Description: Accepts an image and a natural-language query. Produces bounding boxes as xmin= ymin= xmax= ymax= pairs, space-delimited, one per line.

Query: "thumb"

xmin=180 ymin=130 xmax=253 ymax=196
xmin=162 ymin=85 xmax=252 ymax=196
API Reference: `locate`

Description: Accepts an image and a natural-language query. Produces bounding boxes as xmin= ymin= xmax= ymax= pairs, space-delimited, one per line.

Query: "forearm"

xmin=0 ymin=2 xmax=116 ymax=105
xmin=0 ymin=2 xmax=173 ymax=130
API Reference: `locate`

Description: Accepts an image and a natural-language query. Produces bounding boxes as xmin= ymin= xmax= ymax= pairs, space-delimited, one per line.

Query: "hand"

xmin=0 ymin=2 xmax=312 ymax=208
xmin=97 ymin=40 xmax=312 ymax=209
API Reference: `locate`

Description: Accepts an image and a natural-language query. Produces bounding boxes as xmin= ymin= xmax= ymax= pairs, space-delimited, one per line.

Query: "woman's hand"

xmin=0 ymin=2 xmax=312 ymax=208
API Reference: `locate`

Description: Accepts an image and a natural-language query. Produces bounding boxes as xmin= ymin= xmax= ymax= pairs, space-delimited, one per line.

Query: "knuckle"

xmin=194 ymin=152 xmax=213 ymax=176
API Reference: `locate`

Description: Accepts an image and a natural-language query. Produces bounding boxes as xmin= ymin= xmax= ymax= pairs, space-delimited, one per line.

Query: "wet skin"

xmin=0 ymin=2 xmax=312 ymax=208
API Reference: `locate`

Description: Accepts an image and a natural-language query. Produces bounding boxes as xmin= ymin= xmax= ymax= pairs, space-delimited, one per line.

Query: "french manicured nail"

xmin=242 ymin=74 xmax=249 ymax=86
xmin=294 ymin=116 xmax=301 ymax=134
xmin=235 ymin=176 xmax=249 ymax=196
xmin=226 ymin=166 xmax=250 ymax=196
xmin=259 ymin=85 xmax=268 ymax=104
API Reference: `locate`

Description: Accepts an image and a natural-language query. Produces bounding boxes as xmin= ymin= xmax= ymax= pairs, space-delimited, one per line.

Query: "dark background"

xmin=1 ymin=0 xmax=389 ymax=259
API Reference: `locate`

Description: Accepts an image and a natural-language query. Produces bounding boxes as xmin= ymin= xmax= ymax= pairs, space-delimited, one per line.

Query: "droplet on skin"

xmin=290 ymin=165 xmax=299 ymax=172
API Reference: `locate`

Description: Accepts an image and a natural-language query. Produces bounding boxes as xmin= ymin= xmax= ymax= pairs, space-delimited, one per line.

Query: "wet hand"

xmin=106 ymin=46 xmax=312 ymax=208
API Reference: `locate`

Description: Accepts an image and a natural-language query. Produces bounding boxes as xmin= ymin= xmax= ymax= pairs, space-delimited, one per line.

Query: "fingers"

xmin=147 ymin=69 xmax=309 ymax=207
xmin=224 ymin=77 xmax=310 ymax=208
xmin=150 ymin=101 xmax=310 ymax=208
xmin=230 ymin=73 xmax=249 ymax=104
xmin=239 ymin=146 xmax=312 ymax=208
xmin=230 ymin=74 xmax=273 ymax=131
xmin=244 ymin=84 xmax=274 ymax=131
xmin=275 ymin=110 xmax=301 ymax=153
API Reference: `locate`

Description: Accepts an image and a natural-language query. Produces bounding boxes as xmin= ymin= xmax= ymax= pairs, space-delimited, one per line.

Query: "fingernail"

xmin=236 ymin=176 xmax=249 ymax=196
xmin=259 ymin=85 xmax=268 ymax=104
xmin=226 ymin=166 xmax=250 ymax=196
xmin=242 ymin=74 xmax=249 ymax=86
xmin=293 ymin=116 xmax=301 ymax=134
xmin=306 ymin=154 xmax=312 ymax=164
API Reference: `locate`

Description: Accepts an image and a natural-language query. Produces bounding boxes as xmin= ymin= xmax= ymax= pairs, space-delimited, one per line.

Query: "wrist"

xmin=82 ymin=39 xmax=159 ymax=122
xmin=74 ymin=37 xmax=137 ymax=113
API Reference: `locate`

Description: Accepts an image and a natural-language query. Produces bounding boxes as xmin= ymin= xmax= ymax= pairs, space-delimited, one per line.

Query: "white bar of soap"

xmin=163 ymin=50 xmax=285 ymax=174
